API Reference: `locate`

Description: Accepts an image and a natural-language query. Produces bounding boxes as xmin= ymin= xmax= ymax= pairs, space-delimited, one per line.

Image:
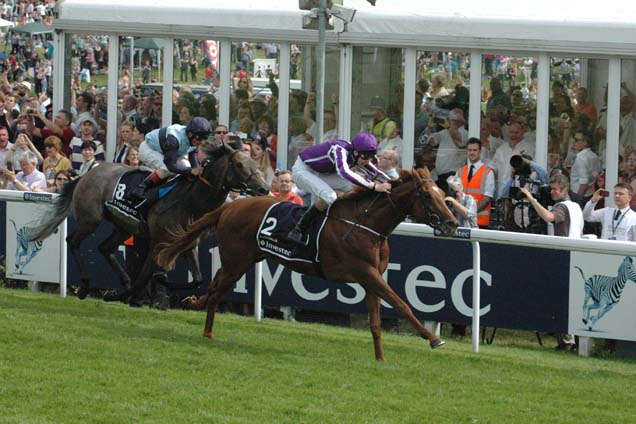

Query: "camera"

xmin=600 ymin=189 xmax=610 ymax=197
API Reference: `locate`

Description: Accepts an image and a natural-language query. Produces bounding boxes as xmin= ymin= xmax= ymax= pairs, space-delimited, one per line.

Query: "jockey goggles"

xmin=357 ymin=151 xmax=376 ymax=160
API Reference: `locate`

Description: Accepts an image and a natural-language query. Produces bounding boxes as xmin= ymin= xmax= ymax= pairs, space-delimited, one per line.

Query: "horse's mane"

xmin=339 ymin=168 xmax=421 ymax=202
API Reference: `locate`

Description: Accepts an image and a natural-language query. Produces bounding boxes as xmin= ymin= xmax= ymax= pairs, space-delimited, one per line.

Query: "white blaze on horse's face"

xmin=430 ymin=186 xmax=442 ymax=195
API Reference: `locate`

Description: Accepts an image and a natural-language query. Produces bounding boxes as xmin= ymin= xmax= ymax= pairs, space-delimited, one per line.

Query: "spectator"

xmin=41 ymin=135 xmax=72 ymax=185
xmin=71 ymin=91 xmax=96 ymax=136
xmin=114 ymin=120 xmax=140 ymax=163
xmin=428 ymin=108 xmax=468 ymax=179
xmin=446 ymin=175 xmax=478 ymax=228
xmin=570 ymin=130 xmax=600 ymax=201
xmin=250 ymin=137 xmax=275 ymax=185
xmin=77 ymin=140 xmax=100 ymax=176
xmin=456 ymin=138 xmax=495 ymax=229
xmin=34 ymin=169 xmax=72 ymax=194
xmin=367 ymin=96 xmax=396 ymax=143
xmin=2 ymin=150 xmax=47 ymax=191
xmin=583 ymin=183 xmax=636 ymax=241
xmin=430 ymin=73 xmax=449 ymax=99
xmin=0 ymin=126 xmax=13 ymax=186
xmin=378 ymin=122 xmax=403 ymax=164
xmin=494 ymin=121 xmax=535 ymax=197
xmin=7 ymin=132 xmax=43 ymax=172
xmin=486 ymin=77 xmax=512 ymax=114
xmin=288 ymin=116 xmax=313 ymax=162
xmin=69 ymin=116 xmax=105 ymax=170
xmin=126 ymin=146 xmax=140 ymax=168
xmin=521 ymin=174 xmax=581 ymax=351
xmin=479 ymin=119 xmax=504 ymax=167
xmin=573 ymin=87 xmax=598 ymax=124
xmin=27 ymin=108 xmax=75 ymax=156
xmin=377 ymin=149 xmax=400 ymax=180
xmin=273 ymin=170 xmax=303 ymax=205
xmin=213 ymin=124 xmax=229 ymax=145
xmin=255 ymin=115 xmax=278 ymax=168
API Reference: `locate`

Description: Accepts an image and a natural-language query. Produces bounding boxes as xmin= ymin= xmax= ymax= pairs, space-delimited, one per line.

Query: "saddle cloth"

xmin=104 ymin=169 xmax=178 ymax=225
xmin=257 ymin=202 xmax=328 ymax=264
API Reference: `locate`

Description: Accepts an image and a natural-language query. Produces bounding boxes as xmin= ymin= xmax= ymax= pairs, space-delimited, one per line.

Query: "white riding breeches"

xmin=291 ymin=157 xmax=352 ymax=205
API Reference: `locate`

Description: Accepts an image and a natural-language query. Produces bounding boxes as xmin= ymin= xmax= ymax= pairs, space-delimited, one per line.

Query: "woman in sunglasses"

xmin=127 ymin=116 xmax=211 ymax=203
xmin=33 ymin=169 xmax=72 ymax=194
xmin=287 ymin=132 xmax=392 ymax=245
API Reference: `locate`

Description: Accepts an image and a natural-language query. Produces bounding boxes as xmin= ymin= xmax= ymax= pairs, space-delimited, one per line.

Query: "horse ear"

xmin=223 ymin=141 xmax=236 ymax=154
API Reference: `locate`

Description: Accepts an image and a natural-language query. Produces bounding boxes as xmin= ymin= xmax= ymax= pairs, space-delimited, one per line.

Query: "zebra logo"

xmin=10 ymin=220 xmax=43 ymax=274
xmin=575 ymin=256 xmax=636 ymax=331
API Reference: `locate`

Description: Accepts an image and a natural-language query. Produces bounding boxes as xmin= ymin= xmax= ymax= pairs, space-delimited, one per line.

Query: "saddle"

xmin=104 ymin=169 xmax=179 ymax=231
xmin=257 ymin=202 xmax=327 ymax=265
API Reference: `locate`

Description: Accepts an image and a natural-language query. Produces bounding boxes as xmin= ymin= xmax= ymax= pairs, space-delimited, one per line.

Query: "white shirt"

xmin=493 ymin=139 xmax=535 ymax=197
xmin=583 ymin=203 xmax=636 ymax=241
xmin=10 ymin=169 xmax=47 ymax=191
xmin=430 ymin=126 xmax=468 ymax=175
xmin=570 ymin=148 xmax=600 ymax=197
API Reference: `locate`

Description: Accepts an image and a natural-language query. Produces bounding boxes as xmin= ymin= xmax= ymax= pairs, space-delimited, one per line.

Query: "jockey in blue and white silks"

xmin=288 ymin=132 xmax=392 ymax=245
xmin=129 ymin=117 xmax=211 ymax=203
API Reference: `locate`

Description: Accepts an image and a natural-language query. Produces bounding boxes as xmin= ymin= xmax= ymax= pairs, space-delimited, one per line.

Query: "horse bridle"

xmin=197 ymin=151 xmax=262 ymax=195
xmin=340 ymin=172 xmax=441 ymax=240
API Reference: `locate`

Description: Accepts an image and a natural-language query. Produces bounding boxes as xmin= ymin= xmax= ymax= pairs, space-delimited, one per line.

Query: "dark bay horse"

xmin=30 ymin=143 xmax=270 ymax=301
xmin=157 ymin=168 xmax=458 ymax=361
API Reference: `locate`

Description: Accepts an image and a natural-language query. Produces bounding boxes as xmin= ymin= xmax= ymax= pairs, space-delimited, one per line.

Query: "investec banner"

xmin=62 ymin=221 xmax=571 ymax=334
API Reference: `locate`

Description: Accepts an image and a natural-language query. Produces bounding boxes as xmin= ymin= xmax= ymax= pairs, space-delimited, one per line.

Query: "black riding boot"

xmin=287 ymin=205 xmax=321 ymax=245
xmin=127 ymin=175 xmax=155 ymax=202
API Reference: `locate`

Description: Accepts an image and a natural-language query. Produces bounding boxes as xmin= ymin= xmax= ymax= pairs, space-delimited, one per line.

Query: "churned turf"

xmin=1 ymin=287 xmax=635 ymax=424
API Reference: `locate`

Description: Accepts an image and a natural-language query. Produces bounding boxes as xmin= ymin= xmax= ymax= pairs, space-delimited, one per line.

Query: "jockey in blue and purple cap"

xmin=288 ymin=132 xmax=393 ymax=245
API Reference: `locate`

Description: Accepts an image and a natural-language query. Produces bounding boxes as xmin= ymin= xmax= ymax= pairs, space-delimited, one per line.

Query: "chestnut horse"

xmin=157 ymin=168 xmax=458 ymax=361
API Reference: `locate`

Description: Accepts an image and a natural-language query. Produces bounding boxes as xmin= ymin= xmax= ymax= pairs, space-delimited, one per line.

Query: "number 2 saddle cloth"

xmin=257 ymin=202 xmax=328 ymax=266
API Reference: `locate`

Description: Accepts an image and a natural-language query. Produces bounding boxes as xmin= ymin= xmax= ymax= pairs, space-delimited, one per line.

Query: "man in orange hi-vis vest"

xmin=456 ymin=138 xmax=495 ymax=228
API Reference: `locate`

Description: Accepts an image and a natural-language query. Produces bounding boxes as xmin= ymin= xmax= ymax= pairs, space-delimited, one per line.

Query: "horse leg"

xmin=202 ymin=266 xmax=246 ymax=338
xmin=183 ymin=248 xmax=203 ymax=288
xmin=363 ymin=269 xmax=444 ymax=350
xmin=66 ymin=230 xmax=92 ymax=299
xmin=97 ymin=229 xmax=132 ymax=290
xmin=366 ymin=293 xmax=385 ymax=361
xmin=103 ymin=253 xmax=155 ymax=303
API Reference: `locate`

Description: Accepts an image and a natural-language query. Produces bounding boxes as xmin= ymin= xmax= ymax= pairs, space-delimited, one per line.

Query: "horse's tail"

xmin=28 ymin=177 xmax=79 ymax=241
xmin=156 ymin=206 xmax=224 ymax=271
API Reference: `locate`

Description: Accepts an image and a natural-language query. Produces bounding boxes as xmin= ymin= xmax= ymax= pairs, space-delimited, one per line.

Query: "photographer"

xmin=499 ymin=154 xmax=547 ymax=199
xmin=520 ymin=174 xmax=582 ymax=351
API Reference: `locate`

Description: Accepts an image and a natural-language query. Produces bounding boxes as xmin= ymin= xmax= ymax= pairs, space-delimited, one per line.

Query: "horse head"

xmin=202 ymin=142 xmax=270 ymax=196
xmin=401 ymin=168 xmax=458 ymax=236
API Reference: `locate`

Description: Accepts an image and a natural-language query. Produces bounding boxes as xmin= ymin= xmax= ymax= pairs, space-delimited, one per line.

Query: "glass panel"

xmin=64 ymin=34 xmax=109 ymax=170
xmin=620 ymin=60 xmax=636 ymax=205
xmin=480 ymin=55 xmax=538 ymax=199
xmin=413 ymin=50 xmax=471 ymax=173
xmin=226 ymin=41 xmax=281 ymax=182
xmin=549 ymin=57 xmax=606 ymax=199
xmin=351 ymin=46 xmax=403 ymax=171
xmin=287 ymin=43 xmax=340 ymax=170
xmin=115 ymin=36 xmax=166 ymax=165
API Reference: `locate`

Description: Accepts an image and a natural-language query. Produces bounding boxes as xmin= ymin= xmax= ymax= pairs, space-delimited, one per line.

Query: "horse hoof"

xmin=203 ymin=331 xmax=213 ymax=339
xmin=76 ymin=287 xmax=89 ymax=300
xmin=430 ymin=338 xmax=446 ymax=349
xmin=181 ymin=295 xmax=198 ymax=308
xmin=582 ymin=318 xmax=588 ymax=324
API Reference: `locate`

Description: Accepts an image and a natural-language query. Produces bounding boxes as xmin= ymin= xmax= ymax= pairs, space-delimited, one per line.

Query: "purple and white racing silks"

xmin=299 ymin=139 xmax=389 ymax=188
